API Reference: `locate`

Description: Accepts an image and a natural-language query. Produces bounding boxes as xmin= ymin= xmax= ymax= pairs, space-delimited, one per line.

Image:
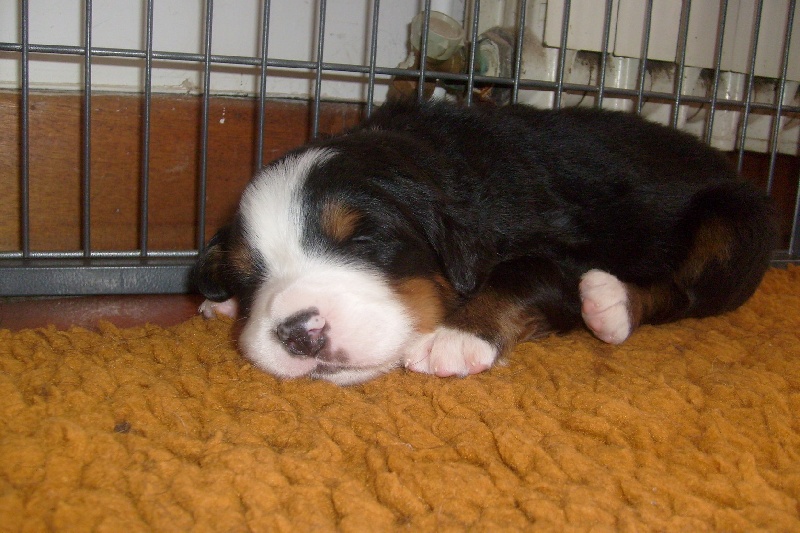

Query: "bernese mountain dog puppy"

xmin=193 ymin=100 xmax=776 ymax=385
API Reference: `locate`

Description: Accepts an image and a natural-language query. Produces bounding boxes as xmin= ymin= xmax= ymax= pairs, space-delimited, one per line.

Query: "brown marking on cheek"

xmin=393 ymin=276 xmax=457 ymax=333
xmin=321 ymin=201 xmax=362 ymax=242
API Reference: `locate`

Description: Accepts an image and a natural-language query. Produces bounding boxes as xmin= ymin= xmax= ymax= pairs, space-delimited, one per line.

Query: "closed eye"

xmin=350 ymin=234 xmax=375 ymax=244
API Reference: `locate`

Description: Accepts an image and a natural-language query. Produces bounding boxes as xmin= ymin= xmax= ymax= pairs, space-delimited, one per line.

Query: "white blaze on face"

xmin=236 ymin=148 xmax=414 ymax=385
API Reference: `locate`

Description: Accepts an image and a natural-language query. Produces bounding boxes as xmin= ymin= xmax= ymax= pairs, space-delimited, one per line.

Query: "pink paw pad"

xmin=198 ymin=298 xmax=238 ymax=319
xmin=579 ymin=270 xmax=631 ymax=344
xmin=404 ymin=327 xmax=497 ymax=377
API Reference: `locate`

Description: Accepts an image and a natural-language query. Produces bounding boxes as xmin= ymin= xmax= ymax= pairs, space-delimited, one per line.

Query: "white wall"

xmin=0 ymin=0 xmax=449 ymax=101
xmin=6 ymin=1 xmax=794 ymax=99
xmin=543 ymin=0 xmax=800 ymax=81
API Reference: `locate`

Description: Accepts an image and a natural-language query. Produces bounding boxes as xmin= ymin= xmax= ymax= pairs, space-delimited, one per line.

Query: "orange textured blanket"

xmin=2 ymin=266 xmax=800 ymax=531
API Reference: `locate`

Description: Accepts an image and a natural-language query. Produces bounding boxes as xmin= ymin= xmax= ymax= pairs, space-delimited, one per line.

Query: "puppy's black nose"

xmin=276 ymin=309 xmax=327 ymax=357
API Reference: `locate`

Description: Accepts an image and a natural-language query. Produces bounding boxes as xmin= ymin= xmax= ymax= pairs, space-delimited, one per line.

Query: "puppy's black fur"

xmin=196 ymin=100 xmax=776 ymax=370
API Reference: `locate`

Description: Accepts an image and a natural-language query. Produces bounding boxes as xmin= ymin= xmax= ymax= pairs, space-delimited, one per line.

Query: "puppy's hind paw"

xmin=579 ymin=270 xmax=631 ymax=344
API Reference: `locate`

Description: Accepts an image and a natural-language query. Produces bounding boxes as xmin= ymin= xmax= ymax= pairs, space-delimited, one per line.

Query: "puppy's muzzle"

xmin=276 ymin=308 xmax=327 ymax=357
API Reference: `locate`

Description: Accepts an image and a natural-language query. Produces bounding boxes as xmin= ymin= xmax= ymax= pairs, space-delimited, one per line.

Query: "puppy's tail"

xmin=677 ymin=180 xmax=777 ymax=317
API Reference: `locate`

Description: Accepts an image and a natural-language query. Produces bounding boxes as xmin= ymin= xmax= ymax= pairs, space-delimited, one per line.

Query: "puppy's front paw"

xmin=403 ymin=327 xmax=498 ymax=377
xmin=198 ymin=298 xmax=238 ymax=319
xmin=579 ymin=269 xmax=631 ymax=344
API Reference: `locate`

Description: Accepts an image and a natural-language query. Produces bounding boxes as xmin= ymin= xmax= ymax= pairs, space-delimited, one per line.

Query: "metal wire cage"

xmin=0 ymin=0 xmax=798 ymax=296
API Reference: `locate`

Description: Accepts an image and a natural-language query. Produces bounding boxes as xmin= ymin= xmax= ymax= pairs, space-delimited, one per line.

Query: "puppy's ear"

xmin=192 ymin=225 xmax=234 ymax=301
xmin=429 ymin=212 xmax=487 ymax=297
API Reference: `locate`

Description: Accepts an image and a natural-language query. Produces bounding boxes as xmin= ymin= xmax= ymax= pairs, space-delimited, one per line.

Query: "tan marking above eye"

xmin=321 ymin=201 xmax=363 ymax=242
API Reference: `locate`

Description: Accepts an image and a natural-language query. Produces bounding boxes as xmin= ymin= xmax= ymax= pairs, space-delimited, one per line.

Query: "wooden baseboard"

xmin=0 ymin=90 xmax=797 ymax=252
xmin=732 ymin=151 xmax=798 ymax=249
xmin=0 ymin=91 xmax=363 ymax=252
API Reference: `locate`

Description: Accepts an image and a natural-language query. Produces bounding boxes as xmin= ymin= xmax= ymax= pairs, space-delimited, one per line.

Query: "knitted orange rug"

xmin=2 ymin=266 xmax=800 ymax=531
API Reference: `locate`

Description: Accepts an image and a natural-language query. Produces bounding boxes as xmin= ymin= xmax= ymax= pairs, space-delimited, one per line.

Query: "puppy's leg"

xmin=404 ymin=258 xmax=582 ymax=376
xmin=664 ymin=183 xmax=775 ymax=320
xmin=404 ymin=327 xmax=498 ymax=377
xmin=578 ymin=271 xmax=683 ymax=343
xmin=580 ymin=270 xmax=632 ymax=344
xmin=583 ymin=182 xmax=775 ymax=340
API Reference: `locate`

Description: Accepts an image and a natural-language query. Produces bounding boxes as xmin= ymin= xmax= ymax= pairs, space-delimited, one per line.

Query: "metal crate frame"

xmin=0 ymin=0 xmax=798 ymax=296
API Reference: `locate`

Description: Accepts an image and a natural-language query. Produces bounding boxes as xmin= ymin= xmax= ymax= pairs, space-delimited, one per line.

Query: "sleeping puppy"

xmin=193 ymin=100 xmax=776 ymax=385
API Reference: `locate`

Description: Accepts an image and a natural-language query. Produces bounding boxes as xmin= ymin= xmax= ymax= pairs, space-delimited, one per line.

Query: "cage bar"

xmin=365 ymin=0 xmax=381 ymax=116
xmin=635 ymin=0 xmax=654 ymax=114
xmin=82 ymin=0 xmax=93 ymax=258
xmin=0 ymin=1 xmax=797 ymax=297
xmin=256 ymin=0 xmax=271 ymax=169
xmin=551 ymin=0 xmax=569 ymax=108
xmin=19 ymin=0 xmax=30 ymax=258
xmin=512 ymin=0 xmax=529 ymax=104
xmin=140 ymin=0 xmax=154 ymax=255
xmin=594 ymin=0 xmax=614 ymax=108
xmin=311 ymin=0 xmax=327 ymax=138
xmin=703 ymin=0 xmax=730 ymax=145
xmin=791 ymin=177 xmax=800 ymax=258
xmin=0 ymin=43 xmax=796 ymax=117
xmin=670 ymin=0 xmax=692 ymax=129
xmin=416 ymin=1 xmax=433 ymax=102
xmin=736 ymin=0 xmax=765 ymax=175
xmin=196 ymin=0 xmax=214 ymax=252
xmin=766 ymin=0 xmax=797 ymax=194
xmin=0 ymin=259 xmax=194 ymax=295
xmin=464 ymin=0 xmax=482 ymax=106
